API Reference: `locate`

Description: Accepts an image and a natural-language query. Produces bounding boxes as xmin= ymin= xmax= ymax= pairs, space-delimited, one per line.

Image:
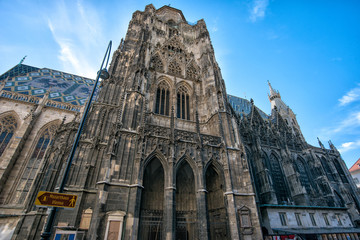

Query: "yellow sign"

xmin=35 ymin=191 xmax=78 ymax=208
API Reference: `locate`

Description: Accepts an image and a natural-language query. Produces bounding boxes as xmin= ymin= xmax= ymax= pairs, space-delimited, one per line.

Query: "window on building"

xmin=269 ymin=154 xmax=289 ymax=203
xmin=177 ymin=85 xmax=190 ymax=120
xmin=16 ymin=124 xmax=57 ymax=203
xmin=168 ymin=59 xmax=182 ymax=77
xmin=320 ymin=156 xmax=335 ymax=182
xmin=323 ymin=213 xmax=330 ymax=226
xmin=332 ymin=159 xmax=348 ymax=183
xmin=186 ymin=64 xmax=198 ymax=80
xmin=155 ymin=81 xmax=170 ymax=116
xmin=151 ymin=54 xmax=164 ymax=72
xmin=309 ymin=213 xmax=317 ymax=226
xmin=105 ymin=211 xmax=126 ymax=240
xmin=0 ymin=114 xmax=18 ymax=157
xmin=335 ymin=214 xmax=342 ymax=226
xmin=295 ymin=213 xmax=302 ymax=226
xmin=294 ymin=158 xmax=312 ymax=194
xmin=279 ymin=212 xmax=287 ymax=226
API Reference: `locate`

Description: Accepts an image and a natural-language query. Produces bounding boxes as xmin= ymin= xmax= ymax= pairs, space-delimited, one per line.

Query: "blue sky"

xmin=1 ymin=0 xmax=360 ymax=168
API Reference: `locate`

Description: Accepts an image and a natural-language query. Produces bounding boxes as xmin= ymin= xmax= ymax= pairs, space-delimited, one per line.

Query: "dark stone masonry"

xmin=0 ymin=4 xmax=359 ymax=240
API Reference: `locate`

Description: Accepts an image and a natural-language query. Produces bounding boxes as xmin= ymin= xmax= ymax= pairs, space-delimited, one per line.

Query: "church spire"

xmin=268 ymin=80 xmax=281 ymax=101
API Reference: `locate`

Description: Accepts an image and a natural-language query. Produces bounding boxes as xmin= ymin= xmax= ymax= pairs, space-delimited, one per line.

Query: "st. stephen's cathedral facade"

xmin=0 ymin=4 xmax=359 ymax=240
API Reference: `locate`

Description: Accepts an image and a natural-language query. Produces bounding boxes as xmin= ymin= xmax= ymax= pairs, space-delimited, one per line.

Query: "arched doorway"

xmin=176 ymin=161 xmax=197 ymax=239
xmin=139 ymin=158 xmax=164 ymax=240
xmin=206 ymin=163 xmax=230 ymax=240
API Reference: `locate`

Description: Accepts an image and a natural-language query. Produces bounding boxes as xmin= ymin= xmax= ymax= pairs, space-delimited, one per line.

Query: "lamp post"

xmin=40 ymin=40 xmax=112 ymax=240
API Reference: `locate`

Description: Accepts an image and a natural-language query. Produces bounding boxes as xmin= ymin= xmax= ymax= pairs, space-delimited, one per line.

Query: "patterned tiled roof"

xmin=0 ymin=64 xmax=40 ymax=81
xmin=0 ymin=64 xmax=95 ymax=106
xmin=227 ymin=94 xmax=269 ymax=120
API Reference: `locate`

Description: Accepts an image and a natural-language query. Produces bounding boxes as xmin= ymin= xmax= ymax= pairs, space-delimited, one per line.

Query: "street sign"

xmin=35 ymin=191 xmax=78 ymax=208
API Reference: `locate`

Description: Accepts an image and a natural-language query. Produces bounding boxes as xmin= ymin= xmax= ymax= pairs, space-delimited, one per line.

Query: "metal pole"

xmin=40 ymin=40 xmax=112 ymax=240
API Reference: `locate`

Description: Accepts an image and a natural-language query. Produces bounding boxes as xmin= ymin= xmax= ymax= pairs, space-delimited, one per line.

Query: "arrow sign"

xmin=35 ymin=191 xmax=78 ymax=208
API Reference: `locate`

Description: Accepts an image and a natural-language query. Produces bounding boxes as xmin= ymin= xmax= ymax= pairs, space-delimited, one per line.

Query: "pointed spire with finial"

xmin=19 ymin=55 xmax=27 ymax=65
xmin=268 ymin=80 xmax=281 ymax=101
xmin=317 ymin=137 xmax=325 ymax=149
xmin=328 ymin=140 xmax=338 ymax=152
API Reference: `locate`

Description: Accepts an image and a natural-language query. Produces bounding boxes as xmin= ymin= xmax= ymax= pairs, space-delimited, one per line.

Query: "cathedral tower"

xmin=12 ymin=5 xmax=262 ymax=240
xmin=268 ymin=80 xmax=304 ymax=141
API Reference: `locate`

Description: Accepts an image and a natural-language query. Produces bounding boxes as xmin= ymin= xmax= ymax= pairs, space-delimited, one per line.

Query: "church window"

xmin=168 ymin=60 xmax=182 ymax=77
xmin=186 ymin=64 xmax=197 ymax=80
xmin=320 ymin=157 xmax=335 ymax=182
xmin=0 ymin=114 xmax=18 ymax=157
xmin=269 ymin=154 xmax=288 ymax=203
xmin=155 ymin=81 xmax=170 ymax=116
xmin=294 ymin=158 xmax=312 ymax=194
xmin=151 ymin=54 xmax=164 ymax=72
xmin=16 ymin=124 xmax=57 ymax=203
xmin=176 ymin=85 xmax=190 ymax=120
xmin=332 ymin=159 xmax=348 ymax=183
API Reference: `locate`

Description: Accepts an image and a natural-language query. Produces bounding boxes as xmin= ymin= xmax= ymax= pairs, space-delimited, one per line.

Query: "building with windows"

xmin=0 ymin=4 xmax=360 ymax=240
xmin=350 ymin=158 xmax=360 ymax=189
xmin=0 ymin=64 xmax=94 ymax=238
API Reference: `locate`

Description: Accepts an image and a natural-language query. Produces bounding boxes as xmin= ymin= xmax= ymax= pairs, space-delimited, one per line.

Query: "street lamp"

xmin=40 ymin=40 xmax=112 ymax=240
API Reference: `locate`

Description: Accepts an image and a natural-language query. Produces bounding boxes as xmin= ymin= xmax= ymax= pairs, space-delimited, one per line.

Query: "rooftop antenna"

xmin=19 ymin=55 xmax=27 ymax=65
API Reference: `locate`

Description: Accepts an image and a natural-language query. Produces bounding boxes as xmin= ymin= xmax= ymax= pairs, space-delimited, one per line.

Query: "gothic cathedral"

xmin=1 ymin=4 xmax=360 ymax=240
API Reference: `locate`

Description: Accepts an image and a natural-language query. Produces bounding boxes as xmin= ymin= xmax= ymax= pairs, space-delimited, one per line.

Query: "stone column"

xmin=163 ymin=159 xmax=175 ymax=240
xmin=196 ymin=164 xmax=209 ymax=239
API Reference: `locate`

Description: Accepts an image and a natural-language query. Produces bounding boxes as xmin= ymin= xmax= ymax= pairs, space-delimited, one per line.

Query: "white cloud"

xmin=332 ymin=111 xmax=360 ymax=133
xmin=338 ymin=140 xmax=360 ymax=153
xmin=319 ymin=111 xmax=360 ymax=141
xmin=338 ymin=84 xmax=360 ymax=106
xmin=249 ymin=0 xmax=269 ymax=22
xmin=46 ymin=0 xmax=105 ymax=78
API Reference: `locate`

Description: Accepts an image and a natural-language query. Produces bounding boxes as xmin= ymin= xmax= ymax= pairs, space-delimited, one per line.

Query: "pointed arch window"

xmin=294 ymin=158 xmax=312 ymax=194
xmin=155 ymin=81 xmax=170 ymax=116
xmin=168 ymin=60 xmax=182 ymax=77
xmin=333 ymin=158 xmax=348 ymax=183
xmin=151 ymin=54 xmax=164 ymax=72
xmin=0 ymin=114 xmax=18 ymax=157
xmin=177 ymin=85 xmax=190 ymax=120
xmin=16 ymin=124 xmax=57 ymax=203
xmin=320 ymin=156 xmax=335 ymax=181
xmin=186 ymin=64 xmax=198 ymax=80
xmin=269 ymin=154 xmax=289 ymax=203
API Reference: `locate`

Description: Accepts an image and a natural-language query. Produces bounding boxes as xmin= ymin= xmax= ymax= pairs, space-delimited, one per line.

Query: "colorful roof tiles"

xmin=0 ymin=64 xmax=95 ymax=106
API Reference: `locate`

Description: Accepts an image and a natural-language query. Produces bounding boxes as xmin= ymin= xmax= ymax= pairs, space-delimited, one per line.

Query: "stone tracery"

xmin=0 ymin=114 xmax=18 ymax=157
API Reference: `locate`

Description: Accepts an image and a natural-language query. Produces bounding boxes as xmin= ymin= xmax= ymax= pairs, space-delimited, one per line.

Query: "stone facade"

xmin=230 ymin=82 xmax=360 ymax=238
xmin=0 ymin=89 xmax=80 ymax=238
xmin=0 ymin=4 xmax=360 ymax=240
